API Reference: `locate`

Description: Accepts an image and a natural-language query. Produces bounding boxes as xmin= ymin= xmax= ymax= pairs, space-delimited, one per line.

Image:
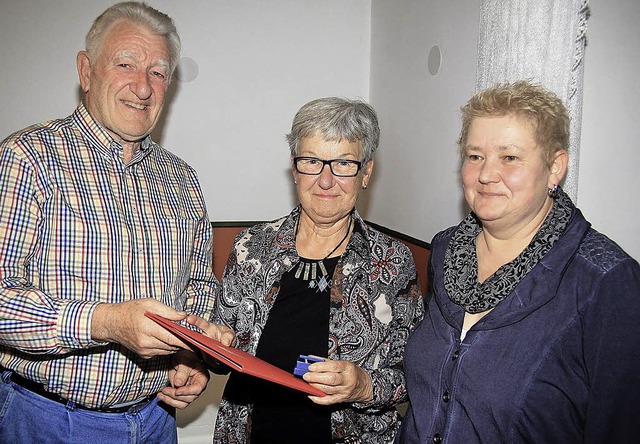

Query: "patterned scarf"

xmin=444 ymin=188 xmax=575 ymax=313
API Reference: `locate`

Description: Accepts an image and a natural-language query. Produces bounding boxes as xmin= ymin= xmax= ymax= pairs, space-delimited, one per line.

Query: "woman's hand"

xmin=186 ymin=314 xmax=236 ymax=346
xmin=185 ymin=315 xmax=236 ymax=370
xmin=303 ymin=359 xmax=373 ymax=405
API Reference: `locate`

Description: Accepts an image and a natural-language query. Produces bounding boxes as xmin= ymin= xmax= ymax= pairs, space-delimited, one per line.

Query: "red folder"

xmin=145 ymin=312 xmax=326 ymax=397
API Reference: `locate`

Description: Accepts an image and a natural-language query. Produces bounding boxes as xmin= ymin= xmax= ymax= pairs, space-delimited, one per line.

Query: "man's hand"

xmin=158 ymin=350 xmax=210 ymax=409
xmin=303 ymin=359 xmax=374 ymax=406
xmin=91 ymin=298 xmax=190 ymax=358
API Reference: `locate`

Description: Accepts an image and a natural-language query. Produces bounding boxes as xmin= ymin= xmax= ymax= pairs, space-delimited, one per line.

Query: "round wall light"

xmin=427 ymin=45 xmax=441 ymax=76
xmin=175 ymin=56 xmax=199 ymax=83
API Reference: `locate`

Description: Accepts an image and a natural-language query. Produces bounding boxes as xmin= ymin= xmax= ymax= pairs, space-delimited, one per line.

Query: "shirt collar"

xmin=72 ymin=101 xmax=155 ymax=162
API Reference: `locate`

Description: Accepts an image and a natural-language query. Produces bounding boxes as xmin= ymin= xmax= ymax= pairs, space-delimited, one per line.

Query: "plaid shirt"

xmin=0 ymin=103 xmax=217 ymax=408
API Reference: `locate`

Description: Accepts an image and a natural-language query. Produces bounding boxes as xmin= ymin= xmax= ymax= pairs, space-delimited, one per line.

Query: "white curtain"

xmin=476 ymin=0 xmax=589 ymax=201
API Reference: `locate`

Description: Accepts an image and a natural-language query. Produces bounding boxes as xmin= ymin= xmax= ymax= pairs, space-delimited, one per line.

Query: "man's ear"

xmin=77 ymin=51 xmax=91 ymax=94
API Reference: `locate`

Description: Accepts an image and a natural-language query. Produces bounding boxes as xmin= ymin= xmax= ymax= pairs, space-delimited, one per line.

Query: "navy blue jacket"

xmin=398 ymin=209 xmax=640 ymax=443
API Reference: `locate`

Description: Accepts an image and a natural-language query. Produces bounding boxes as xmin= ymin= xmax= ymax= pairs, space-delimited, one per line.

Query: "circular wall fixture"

xmin=175 ymin=56 xmax=199 ymax=83
xmin=427 ymin=45 xmax=441 ymax=76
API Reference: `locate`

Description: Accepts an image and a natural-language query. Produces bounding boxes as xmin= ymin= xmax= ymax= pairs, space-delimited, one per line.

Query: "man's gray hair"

xmin=85 ymin=1 xmax=181 ymax=78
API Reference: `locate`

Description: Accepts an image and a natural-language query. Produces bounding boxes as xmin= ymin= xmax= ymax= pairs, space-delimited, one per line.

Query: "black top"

xmin=225 ymin=256 xmax=339 ymax=444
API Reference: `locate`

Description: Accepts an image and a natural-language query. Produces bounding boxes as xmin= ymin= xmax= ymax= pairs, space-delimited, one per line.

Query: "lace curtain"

xmin=476 ymin=0 xmax=589 ymax=201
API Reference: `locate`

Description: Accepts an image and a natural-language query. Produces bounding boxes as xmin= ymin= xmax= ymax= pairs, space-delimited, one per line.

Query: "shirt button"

xmin=452 ymin=350 xmax=460 ymax=361
xmin=442 ymin=391 xmax=450 ymax=403
xmin=433 ymin=433 xmax=443 ymax=443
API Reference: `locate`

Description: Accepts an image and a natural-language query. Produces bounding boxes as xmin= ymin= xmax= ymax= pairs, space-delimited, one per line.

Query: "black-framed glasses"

xmin=293 ymin=157 xmax=363 ymax=177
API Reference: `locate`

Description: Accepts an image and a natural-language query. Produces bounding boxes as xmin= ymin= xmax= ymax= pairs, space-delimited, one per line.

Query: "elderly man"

xmin=0 ymin=2 xmax=231 ymax=443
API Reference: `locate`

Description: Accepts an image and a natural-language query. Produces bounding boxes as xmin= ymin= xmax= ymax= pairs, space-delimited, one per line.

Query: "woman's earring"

xmin=362 ymin=184 xmax=368 ymax=190
xmin=548 ymin=184 xmax=559 ymax=198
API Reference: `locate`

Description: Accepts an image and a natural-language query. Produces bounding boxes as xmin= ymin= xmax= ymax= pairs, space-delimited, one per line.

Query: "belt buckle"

xmin=95 ymin=394 xmax=155 ymax=414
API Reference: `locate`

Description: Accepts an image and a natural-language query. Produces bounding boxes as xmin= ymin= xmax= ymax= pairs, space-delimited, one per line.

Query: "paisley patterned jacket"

xmin=211 ymin=206 xmax=424 ymax=443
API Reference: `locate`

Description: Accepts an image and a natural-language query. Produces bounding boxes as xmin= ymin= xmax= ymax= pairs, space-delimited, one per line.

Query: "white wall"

xmin=368 ymin=0 xmax=639 ymax=260
xmin=2 ymin=0 xmax=635 ymax=251
xmin=1 ymin=0 xmax=638 ymax=442
xmin=578 ymin=0 xmax=640 ymax=260
xmin=0 ymin=0 xmax=371 ymax=223
xmin=367 ymin=0 xmax=479 ymax=243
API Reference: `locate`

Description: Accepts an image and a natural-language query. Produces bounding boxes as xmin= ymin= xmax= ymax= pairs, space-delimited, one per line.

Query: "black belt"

xmin=9 ymin=372 xmax=155 ymax=414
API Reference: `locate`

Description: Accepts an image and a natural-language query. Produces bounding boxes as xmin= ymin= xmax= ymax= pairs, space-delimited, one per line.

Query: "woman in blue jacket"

xmin=398 ymin=81 xmax=640 ymax=443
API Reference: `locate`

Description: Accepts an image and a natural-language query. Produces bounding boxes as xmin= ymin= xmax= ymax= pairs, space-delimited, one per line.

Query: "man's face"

xmin=78 ymin=20 xmax=171 ymax=146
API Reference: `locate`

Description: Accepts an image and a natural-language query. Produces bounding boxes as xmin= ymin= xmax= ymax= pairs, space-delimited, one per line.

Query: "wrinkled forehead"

xmin=100 ymin=20 xmax=170 ymax=61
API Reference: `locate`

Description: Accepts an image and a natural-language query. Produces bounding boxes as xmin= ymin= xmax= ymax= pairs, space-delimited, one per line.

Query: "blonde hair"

xmin=458 ymin=80 xmax=570 ymax=165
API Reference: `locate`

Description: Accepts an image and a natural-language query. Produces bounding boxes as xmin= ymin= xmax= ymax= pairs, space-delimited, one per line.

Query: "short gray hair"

xmin=85 ymin=2 xmax=181 ymax=78
xmin=286 ymin=97 xmax=380 ymax=163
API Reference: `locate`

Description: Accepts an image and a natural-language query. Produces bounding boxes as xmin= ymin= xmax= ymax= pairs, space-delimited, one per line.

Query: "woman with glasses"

xmin=192 ymin=97 xmax=424 ymax=443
